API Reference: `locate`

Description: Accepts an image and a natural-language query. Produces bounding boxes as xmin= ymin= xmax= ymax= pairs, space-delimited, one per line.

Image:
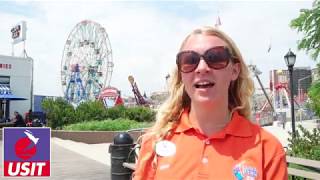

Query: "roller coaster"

xmin=249 ymin=65 xmax=300 ymax=126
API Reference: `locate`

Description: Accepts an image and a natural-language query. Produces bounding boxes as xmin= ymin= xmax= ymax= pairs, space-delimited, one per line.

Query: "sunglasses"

xmin=176 ymin=46 xmax=238 ymax=73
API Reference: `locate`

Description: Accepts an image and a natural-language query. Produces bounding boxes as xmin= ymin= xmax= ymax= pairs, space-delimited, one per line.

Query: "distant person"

xmin=0 ymin=109 xmax=5 ymax=123
xmin=134 ymin=26 xmax=288 ymax=179
xmin=13 ymin=111 xmax=26 ymax=127
xmin=115 ymin=90 xmax=124 ymax=106
xmin=24 ymin=109 xmax=33 ymax=127
xmin=115 ymin=95 xmax=124 ymax=106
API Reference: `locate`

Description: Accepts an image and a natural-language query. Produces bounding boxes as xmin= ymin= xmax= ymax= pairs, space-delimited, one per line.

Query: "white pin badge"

xmin=155 ymin=140 xmax=176 ymax=157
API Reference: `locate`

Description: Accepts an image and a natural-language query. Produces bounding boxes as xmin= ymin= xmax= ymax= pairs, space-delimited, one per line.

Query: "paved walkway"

xmin=0 ymin=139 xmax=110 ymax=180
xmin=263 ymin=120 xmax=318 ymax=148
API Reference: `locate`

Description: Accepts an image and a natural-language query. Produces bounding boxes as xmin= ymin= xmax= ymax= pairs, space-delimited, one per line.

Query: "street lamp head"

xmin=284 ymin=49 xmax=297 ymax=138
xmin=284 ymin=49 xmax=296 ymax=67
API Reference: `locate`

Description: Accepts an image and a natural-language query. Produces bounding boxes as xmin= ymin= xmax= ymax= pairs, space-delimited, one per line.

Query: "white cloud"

xmin=0 ymin=1 xmax=317 ymax=98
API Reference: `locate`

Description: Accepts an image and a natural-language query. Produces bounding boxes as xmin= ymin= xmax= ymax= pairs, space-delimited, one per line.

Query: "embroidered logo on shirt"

xmin=233 ymin=161 xmax=258 ymax=180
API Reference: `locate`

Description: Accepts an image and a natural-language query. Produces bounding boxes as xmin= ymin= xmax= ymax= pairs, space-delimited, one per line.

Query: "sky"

xmin=0 ymin=0 xmax=318 ymax=98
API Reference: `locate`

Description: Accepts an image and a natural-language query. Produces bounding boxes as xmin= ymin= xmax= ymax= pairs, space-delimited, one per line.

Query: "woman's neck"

xmin=189 ymin=102 xmax=231 ymax=137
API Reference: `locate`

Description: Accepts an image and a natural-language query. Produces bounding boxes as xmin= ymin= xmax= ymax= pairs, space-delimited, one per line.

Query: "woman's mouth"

xmin=194 ymin=81 xmax=215 ymax=89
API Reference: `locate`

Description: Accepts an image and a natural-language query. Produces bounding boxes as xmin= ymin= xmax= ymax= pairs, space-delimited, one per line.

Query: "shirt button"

xmin=202 ymin=157 xmax=209 ymax=164
xmin=205 ymin=139 xmax=210 ymax=145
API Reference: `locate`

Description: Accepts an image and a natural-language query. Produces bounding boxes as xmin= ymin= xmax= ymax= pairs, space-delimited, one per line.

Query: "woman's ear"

xmin=231 ymin=63 xmax=240 ymax=81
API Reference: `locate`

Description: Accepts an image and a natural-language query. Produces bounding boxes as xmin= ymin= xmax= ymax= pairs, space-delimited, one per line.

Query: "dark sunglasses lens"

xmin=204 ymin=48 xmax=230 ymax=69
xmin=178 ymin=52 xmax=200 ymax=72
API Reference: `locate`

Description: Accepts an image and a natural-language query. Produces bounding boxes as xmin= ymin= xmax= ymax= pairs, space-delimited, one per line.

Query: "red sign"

xmin=0 ymin=63 xmax=12 ymax=69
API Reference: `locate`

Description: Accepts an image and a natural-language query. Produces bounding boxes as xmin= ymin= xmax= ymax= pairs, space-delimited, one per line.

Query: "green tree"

xmin=290 ymin=1 xmax=320 ymax=60
xmin=291 ymin=1 xmax=320 ymax=116
xmin=308 ymin=81 xmax=320 ymax=115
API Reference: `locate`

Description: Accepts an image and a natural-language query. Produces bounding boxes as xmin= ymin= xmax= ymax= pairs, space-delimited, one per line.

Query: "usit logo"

xmin=3 ymin=128 xmax=51 ymax=177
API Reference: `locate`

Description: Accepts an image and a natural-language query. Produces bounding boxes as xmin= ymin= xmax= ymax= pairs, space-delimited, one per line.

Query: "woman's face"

xmin=180 ymin=34 xmax=240 ymax=106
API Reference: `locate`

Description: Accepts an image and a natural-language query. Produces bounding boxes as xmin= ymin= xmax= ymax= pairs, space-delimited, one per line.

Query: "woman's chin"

xmin=192 ymin=96 xmax=217 ymax=105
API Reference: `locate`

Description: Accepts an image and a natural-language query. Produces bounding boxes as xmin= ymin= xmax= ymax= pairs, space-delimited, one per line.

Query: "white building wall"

xmin=0 ymin=55 xmax=32 ymax=118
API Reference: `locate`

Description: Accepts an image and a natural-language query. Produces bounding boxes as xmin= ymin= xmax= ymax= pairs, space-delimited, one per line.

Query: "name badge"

xmin=155 ymin=140 xmax=176 ymax=157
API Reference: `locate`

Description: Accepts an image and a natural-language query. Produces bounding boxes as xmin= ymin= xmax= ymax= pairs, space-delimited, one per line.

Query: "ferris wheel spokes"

xmin=61 ymin=20 xmax=113 ymax=105
xmin=65 ymin=64 xmax=86 ymax=104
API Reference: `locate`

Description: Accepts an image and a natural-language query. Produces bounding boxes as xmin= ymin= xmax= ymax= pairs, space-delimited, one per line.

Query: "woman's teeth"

xmin=194 ymin=82 xmax=215 ymax=88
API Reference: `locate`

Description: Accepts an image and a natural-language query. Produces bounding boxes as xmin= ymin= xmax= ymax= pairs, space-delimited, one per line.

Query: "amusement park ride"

xmin=61 ymin=20 xmax=114 ymax=106
xmin=249 ymin=65 xmax=299 ymax=125
xmin=128 ymin=75 xmax=148 ymax=106
xmin=61 ymin=20 xmax=148 ymax=107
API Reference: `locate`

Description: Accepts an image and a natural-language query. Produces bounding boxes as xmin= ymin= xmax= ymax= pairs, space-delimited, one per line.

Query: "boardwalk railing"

xmin=286 ymin=156 xmax=320 ymax=179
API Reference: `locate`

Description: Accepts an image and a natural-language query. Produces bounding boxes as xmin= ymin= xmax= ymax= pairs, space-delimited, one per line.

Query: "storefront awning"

xmin=0 ymin=84 xmax=27 ymax=101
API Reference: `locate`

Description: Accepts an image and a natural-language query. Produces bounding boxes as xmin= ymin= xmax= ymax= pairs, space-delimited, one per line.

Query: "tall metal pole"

xmin=30 ymin=58 xmax=34 ymax=110
xmin=289 ymin=66 xmax=296 ymax=138
xmin=255 ymin=74 xmax=275 ymax=112
xmin=248 ymin=64 xmax=275 ymax=112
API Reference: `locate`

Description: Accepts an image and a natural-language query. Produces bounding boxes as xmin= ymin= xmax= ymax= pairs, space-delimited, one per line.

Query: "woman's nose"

xmin=195 ymin=58 xmax=210 ymax=73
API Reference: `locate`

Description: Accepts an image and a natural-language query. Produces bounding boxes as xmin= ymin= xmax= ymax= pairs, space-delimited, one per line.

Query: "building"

xmin=269 ymin=67 xmax=312 ymax=119
xmin=150 ymin=91 xmax=169 ymax=109
xmin=270 ymin=67 xmax=312 ymax=97
xmin=293 ymin=67 xmax=312 ymax=97
xmin=34 ymin=95 xmax=47 ymax=112
xmin=0 ymin=55 xmax=32 ymax=120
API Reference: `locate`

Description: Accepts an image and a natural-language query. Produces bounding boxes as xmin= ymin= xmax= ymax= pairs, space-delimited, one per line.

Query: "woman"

xmin=134 ymin=26 xmax=287 ymax=179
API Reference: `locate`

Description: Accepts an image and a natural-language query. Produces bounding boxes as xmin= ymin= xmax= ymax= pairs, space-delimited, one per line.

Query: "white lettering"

xmin=20 ymin=162 xmax=30 ymax=176
xmin=8 ymin=162 xmax=20 ymax=176
xmin=30 ymin=162 xmax=36 ymax=176
xmin=37 ymin=162 xmax=46 ymax=175
xmin=7 ymin=162 xmax=47 ymax=176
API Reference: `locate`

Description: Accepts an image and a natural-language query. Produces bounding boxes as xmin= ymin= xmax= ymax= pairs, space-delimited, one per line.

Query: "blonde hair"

xmin=137 ymin=27 xmax=255 ymax=173
xmin=147 ymin=26 xmax=254 ymax=140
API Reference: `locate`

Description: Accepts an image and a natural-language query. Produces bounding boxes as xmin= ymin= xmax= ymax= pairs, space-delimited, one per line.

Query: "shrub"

xmin=62 ymin=118 xmax=152 ymax=131
xmin=41 ymin=97 xmax=75 ymax=129
xmin=124 ymin=106 xmax=155 ymax=122
xmin=75 ymin=100 xmax=106 ymax=122
xmin=105 ymin=106 xmax=126 ymax=120
xmin=42 ymin=98 xmax=156 ymax=129
xmin=287 ymin=125 xmax=320 ymax=160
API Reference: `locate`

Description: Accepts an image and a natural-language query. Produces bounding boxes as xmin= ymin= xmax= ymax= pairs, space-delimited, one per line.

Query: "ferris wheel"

xmin=61 ymin=20 xmax=113 ymax=105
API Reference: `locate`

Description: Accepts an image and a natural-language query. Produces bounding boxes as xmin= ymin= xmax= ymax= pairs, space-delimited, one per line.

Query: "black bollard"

xmin=109 ymin=132 xmax=135 ymax=180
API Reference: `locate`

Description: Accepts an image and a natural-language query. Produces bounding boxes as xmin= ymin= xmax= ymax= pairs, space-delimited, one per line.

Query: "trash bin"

xmin=109 ymin=132 xmax=135 ymax=180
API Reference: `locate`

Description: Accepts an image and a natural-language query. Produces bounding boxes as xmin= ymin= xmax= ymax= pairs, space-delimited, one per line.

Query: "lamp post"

xmin=284 ymin=49 xmax=296 ymax=138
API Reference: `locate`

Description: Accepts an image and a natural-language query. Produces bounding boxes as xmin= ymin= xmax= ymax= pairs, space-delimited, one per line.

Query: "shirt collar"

xmin=175 ymin=109 xmax=253 ymax=138
xmin=175 ymin=109 xmax=193 ymax=133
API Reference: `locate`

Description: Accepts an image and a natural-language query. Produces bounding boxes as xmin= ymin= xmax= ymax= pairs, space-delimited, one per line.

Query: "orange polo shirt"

xmin=134 ymin=110 xmax=288 ymax=180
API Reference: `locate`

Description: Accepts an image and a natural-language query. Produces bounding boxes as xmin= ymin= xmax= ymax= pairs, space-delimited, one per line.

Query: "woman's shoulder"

xmin=247 ymin=121 xmax=286 ymax=157
xmin=139 ymin=132 xmax=157 ymax=148
xmin=247 ymin=120 xmax=282 ymax=143
xmin=236 ymin=114 xmax=285 ymax=152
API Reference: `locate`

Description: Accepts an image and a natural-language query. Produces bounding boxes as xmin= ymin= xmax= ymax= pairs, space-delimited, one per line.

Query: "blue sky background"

xmin=0 ymin=1 xmax=317 ymax=97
